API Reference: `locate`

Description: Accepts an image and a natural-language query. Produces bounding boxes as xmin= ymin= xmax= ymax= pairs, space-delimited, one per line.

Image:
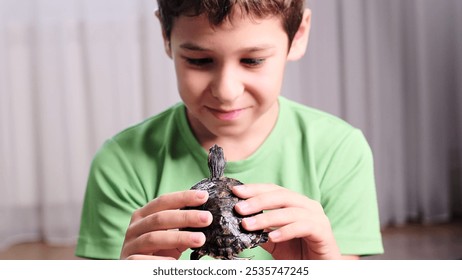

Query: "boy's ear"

xmin=287 ymin=9 xmax=312 ymax=61
xmin=155 ymin=10 xmax=173 ymax=59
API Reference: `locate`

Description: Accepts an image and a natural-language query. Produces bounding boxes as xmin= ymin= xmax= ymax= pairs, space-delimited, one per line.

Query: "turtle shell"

xmin=182 ymin=144 xmax=268 ymax=260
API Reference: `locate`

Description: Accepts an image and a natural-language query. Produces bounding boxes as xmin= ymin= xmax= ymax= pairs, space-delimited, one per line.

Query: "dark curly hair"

xmin=156 ymin=0 xmax=305 ymax=46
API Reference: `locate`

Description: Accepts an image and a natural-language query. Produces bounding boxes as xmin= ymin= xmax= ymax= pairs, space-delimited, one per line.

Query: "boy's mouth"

xmin=206 ymin=107 xmax=246 ymax=121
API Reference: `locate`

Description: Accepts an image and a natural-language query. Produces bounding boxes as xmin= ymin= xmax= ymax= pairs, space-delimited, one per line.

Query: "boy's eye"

xmin=241 ymin=58 xmax=265 ymax=67
xmin=185 ymin=58 xmax=213 ymax=66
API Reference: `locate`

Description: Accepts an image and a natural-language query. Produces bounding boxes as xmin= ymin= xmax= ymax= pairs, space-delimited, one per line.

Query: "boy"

xmin=76 ymin=0 xmax=383 ymax=260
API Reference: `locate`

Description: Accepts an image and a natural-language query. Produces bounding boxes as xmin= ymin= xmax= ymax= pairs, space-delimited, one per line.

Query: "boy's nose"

xmin=211 ymin=67 xmax=244 ymax=104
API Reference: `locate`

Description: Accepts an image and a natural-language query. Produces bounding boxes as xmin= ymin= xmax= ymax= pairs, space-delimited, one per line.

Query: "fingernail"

xmin=199 ymin=211 xmax=210 ymax=223
xmin=236 ymin=201 xmax=249 ymax=212
xmin=233 ymin=185 xmax=246 ymax=192
xmin=244 ymin=217 xmax=256 ymax=226
xmin=191 ymin=232 xmax=204 ymax=244
xmin=269 ymin=230 xmax=281 ymax=241
xmin=196 ymin=190 xmax=207 ymax=199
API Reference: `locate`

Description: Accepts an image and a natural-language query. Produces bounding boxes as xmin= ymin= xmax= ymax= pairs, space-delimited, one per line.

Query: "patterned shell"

xmin=182 ymin=144 xmax=268 ymax=260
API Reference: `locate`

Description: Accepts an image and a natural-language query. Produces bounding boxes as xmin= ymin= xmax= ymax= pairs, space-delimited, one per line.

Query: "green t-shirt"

xmin=75 ymin=97 xmax=383 ymax=259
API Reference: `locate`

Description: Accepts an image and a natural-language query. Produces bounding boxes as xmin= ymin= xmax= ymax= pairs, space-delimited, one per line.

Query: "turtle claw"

xmin=190 ymin=250 xmax=204 ymax=260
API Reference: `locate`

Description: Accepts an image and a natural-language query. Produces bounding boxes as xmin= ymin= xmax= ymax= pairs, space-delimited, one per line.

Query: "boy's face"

xmin=168 ymin=12 xmax=291 ymax=139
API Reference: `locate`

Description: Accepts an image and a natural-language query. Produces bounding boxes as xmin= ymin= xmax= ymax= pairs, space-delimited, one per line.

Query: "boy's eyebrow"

xmin=180 ymin=42 xmax=276 ymax=52
xmin=180 ymin=43 xmax=210 ymax=52
xmin=242 ymin=45 xmax=276 ymax=52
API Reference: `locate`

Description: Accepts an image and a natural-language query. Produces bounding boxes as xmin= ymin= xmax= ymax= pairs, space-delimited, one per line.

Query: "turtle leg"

xmin=249 ymin=232 xmax=269 ymax=249
xmin=260 ymin=232 xmax=269 ymax=244
xmin=190 ymin=250 xmax=203 ymax=260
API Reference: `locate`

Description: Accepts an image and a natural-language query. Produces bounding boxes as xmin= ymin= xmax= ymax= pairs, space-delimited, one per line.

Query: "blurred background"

xmin=0 ymin=0 xmax=461 ymax=259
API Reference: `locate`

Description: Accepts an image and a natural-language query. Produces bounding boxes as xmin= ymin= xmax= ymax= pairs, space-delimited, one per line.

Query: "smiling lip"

xmin=207 ymin=107 xmax=246 ymax=121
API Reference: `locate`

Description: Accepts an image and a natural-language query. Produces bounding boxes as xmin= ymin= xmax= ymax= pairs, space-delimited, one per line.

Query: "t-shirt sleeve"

xmin=75 ymin=139 xmax=147 ymax=259
xmin=319 ymin=129 xmax=384 ymax=256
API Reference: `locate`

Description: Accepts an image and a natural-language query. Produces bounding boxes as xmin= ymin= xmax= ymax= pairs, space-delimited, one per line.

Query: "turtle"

xmin=182 ymin=144 xmax=268 ymax=260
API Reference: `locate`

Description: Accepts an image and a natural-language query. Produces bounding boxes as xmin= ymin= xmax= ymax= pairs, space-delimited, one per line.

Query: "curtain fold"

xmin=455 ymin=0 xmax=462 ymax=217
xmin=0 ymin=0 xmax=461 ymax=250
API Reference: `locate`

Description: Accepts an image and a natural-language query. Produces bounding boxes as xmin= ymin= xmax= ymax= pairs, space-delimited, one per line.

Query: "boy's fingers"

xmin=231 ymin=184 xmax=281 ymax=198
xmin=267 ymin=222 xmax=312 ymax=243
xmin=146 ymin=209 xmax=213 ymax=231
xmin=234 ymin=189 xmax=313 ymax=215
xmin=127 ymin=209 xmax=212 ymax=239
xmin=124 ymin=230 xmax=206 ymax=256
xmin=134 ymin=190 xmax=208 ymax=219
xmin=241 ymin=207 xmax=304 ymax=231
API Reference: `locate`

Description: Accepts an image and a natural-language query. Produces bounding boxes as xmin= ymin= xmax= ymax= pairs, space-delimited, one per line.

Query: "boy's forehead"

xmin=170 ymin=14 xmax=289 ymax=54
xmin=169 ymin=14 xmax=288 ymax=51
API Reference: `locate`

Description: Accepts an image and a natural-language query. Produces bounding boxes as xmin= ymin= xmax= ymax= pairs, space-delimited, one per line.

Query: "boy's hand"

xmin=233 ymin=184 xmax=343 ymax=260
xmin=120 ymin=190 xmax=212 ymax=260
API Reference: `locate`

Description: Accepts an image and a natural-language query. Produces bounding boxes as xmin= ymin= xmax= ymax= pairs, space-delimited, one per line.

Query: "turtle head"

xmin=208 ymin=144 xmax=225 ymax=179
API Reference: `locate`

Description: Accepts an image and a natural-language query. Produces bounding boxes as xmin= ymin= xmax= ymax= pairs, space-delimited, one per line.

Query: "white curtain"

xmin=1 ymin=0 xmax=461 ymax=251
xmin=296 ymin=0 xmax=462 ymax=225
